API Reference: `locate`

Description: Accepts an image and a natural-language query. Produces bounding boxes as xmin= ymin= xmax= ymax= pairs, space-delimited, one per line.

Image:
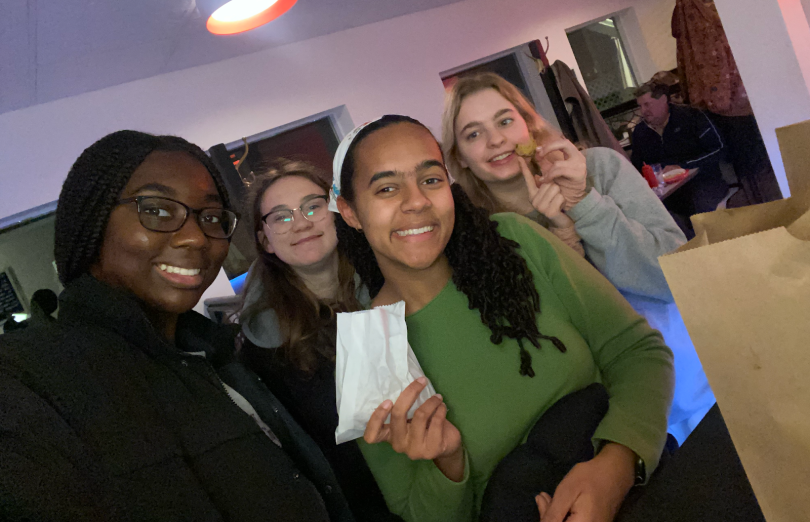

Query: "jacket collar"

xmin=58 ymin=274 xmax=236 ymax=364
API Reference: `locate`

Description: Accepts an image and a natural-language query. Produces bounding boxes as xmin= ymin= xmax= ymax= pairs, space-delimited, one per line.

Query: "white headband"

xmin=328 ymin=118 xmax=381 ymax=213
xmin=327 ymin=117 xmax=454 ymax=214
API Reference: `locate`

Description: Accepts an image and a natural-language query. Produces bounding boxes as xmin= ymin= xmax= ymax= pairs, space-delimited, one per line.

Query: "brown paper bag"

xmin=658 ymin=119 xmax=810 ymax=522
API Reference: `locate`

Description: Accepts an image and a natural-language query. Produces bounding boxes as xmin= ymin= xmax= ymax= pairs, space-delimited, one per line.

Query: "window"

xmin=442 ymin=53 xmax=534 ymax=104
xmin=440 ymin=43 xmax=572 ymax=139
xmin=223 ymin=117 xmax=341 ymax=187
xmin=0 ymin=206 xmax=61 ymax=333
xmin=567 ymin=17 xmax=638 ymax=111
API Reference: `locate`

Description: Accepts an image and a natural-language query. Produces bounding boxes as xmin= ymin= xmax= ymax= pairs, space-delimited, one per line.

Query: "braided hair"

xmin=54 ymin=130 xmax=232 ymax=285
xmin=335 ymin=116 xmax=565 ymax=377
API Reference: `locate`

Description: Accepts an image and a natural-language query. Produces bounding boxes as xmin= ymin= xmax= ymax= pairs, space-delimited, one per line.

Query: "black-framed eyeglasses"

xmin=261 ymin=195 xmax=329 ymax=235
xmin=117 ymin=196 xmax=240 ymax=239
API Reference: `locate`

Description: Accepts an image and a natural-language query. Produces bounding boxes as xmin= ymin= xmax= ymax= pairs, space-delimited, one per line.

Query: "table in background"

xmin=617 ymin=404 xmax=766 ymax=522
xmin=657 ymin=168 xmax=699 ymax=200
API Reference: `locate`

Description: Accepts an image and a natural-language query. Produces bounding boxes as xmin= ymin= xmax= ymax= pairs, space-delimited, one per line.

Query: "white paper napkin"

xmin=334 ymin=301 xmax=436 ymax=444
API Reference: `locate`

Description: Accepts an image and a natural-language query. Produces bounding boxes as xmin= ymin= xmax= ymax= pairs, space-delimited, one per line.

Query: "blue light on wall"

xmin=229 ymin=272 xmax=248 ymax=295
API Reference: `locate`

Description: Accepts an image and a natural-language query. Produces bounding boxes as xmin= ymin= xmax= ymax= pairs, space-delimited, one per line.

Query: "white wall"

xmin=636 ymin=0 xmax=677 ymax=77
xmin=777 ymin=0 xmax=810 ymax=99
xmin=0 ymin=0 xmax=679 ymax=308
xmin=714 ymin=0 xmax=810 ymax=197
xmin=0 ymin=0 xmax=676 ymax=220
xmin=618 ymin=7 xmax=661 ymax=84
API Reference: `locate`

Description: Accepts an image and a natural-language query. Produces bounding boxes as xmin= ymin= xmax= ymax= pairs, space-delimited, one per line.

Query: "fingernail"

xmin=382 ymin=400 xmax=393 ymax=410
xmin=435 ymin=394 xmax=443 ymax=400
xmin=417 ymin=377 xmax=427 ymax=385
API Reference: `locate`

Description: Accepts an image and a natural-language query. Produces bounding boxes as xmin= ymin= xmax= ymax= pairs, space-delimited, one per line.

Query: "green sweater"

xmin=359 ymin=213 xmax=674 ymax=522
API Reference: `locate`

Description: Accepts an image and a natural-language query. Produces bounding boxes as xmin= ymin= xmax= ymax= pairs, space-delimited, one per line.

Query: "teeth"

xmin=396 ymin=226 xmax=434 ymax=237
xmin=491 ymin=152 xmax=511 ymax=162
xmin=158 ymin=264 xmax=201 ymax=276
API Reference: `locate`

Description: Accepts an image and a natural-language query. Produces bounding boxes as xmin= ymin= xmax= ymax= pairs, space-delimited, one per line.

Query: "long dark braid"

xmin=335 ymin=116 xmax=566 ymax=377
xmin=55 ymin=130 xmax=233 ymax=285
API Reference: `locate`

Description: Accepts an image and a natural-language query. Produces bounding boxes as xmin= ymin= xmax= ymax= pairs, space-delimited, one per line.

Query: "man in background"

xmin=0 ymin=289 xmax=58 ymax=334
xmin=632 ymin=82 xmax=729 ymax=224
xmin=28 ymin=289 xmax=59 ymax=327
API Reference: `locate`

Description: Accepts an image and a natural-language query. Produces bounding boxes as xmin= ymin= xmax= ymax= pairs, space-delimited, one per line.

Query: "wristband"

xmin=634 ymin=455 xmax=646 ymax=485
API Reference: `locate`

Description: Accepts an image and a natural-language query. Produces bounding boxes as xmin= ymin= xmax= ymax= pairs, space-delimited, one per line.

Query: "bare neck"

xmin=485 ymin=173 xmax=535 ymax=215
xmin=293 ymin=249 xmax=341 ymax=302
xmin=373 ymin=255 xmax=453 ymax=316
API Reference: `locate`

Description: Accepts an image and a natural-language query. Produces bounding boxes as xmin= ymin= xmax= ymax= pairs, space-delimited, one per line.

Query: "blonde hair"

xmin=441 ymin=72 xmax=562 ymax=213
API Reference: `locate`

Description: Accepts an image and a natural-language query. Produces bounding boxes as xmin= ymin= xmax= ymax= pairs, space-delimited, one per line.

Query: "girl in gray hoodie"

xmin=441 ymin=72 xmax=714 ymax=443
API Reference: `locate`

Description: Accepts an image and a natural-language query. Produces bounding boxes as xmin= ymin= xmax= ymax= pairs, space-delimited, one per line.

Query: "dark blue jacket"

xmin=631 ymin=104 xmax=724 ymax=173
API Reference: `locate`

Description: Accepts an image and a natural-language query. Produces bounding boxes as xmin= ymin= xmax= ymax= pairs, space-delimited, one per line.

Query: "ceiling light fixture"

xmin=206 ymin=0 xmax=298 ymax=35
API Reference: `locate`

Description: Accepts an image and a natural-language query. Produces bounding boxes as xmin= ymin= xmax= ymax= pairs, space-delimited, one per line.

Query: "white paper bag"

xmin=334 ymin=301 xmax=436 ymax=444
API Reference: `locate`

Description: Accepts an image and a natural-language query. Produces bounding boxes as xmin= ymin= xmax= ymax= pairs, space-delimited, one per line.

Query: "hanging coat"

xmin=672 ymin=0 xmax=752 ymax=117
xmin=550 ymin=61 xmax=629 ymax=159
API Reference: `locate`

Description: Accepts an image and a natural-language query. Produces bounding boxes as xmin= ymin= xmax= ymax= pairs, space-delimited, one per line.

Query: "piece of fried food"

xmin=515 ymin=137 xmax=537 ymax=157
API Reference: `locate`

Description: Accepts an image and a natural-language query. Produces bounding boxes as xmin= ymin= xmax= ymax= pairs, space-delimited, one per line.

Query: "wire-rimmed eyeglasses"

xmin=117 ymin=196 xmax=239 ymax=239
xmin=261 ymin=195 xmax=330 ymax=235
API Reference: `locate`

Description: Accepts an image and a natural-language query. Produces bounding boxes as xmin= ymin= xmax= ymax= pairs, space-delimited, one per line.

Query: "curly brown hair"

xmin=336 ymin=116 xmax=565 ymax=377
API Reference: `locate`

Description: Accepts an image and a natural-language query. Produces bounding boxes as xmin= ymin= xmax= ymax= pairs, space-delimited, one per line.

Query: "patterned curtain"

xmin=672 ymin=0 xmax=753 ymax=116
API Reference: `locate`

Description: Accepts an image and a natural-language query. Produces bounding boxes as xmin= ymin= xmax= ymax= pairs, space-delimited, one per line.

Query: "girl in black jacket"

xmin=0 ymin=131 xmax=350 ymax=522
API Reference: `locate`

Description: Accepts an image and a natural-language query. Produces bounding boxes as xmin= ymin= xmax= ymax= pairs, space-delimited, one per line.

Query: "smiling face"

xmin=454 ymin=88 xmax=536 ymax=185
xmin=257 ymin=175 xmax=338 ymax=270
xmin=338 ymin=122 xmax=455 ymax=275
xmin=90 ymin=150 xmax=230 ymax=315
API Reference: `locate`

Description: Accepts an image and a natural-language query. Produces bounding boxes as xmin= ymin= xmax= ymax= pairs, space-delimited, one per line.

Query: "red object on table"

xmin=642 ymin=164 xmax=658 ymax=188
xmin=664 ymin=170 xmax=690 ymax=184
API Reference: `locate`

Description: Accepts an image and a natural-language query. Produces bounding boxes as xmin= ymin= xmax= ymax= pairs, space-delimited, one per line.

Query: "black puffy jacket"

xmin=0 ymin=275 xmax=354 ymax=522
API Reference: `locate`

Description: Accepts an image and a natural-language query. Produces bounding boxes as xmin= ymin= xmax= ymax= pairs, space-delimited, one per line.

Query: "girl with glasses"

xmin=238 ymin=160 xmax=402 ymax=522
xmin=0 ymin=131 xmax=347 ymax=522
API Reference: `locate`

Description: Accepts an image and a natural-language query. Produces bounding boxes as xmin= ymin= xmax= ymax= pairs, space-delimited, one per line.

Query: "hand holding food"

xmin=533 ymin=140 xmax=588 ymax=211
xmin=518 ymin=156 xmax=572 ymax=229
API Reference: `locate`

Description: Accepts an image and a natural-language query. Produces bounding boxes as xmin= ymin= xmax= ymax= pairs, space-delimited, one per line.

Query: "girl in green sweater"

xmin=441 ymin=72 xmax=714 ymax=444
xmin=331 ymin=115 xmax=674 ymax=522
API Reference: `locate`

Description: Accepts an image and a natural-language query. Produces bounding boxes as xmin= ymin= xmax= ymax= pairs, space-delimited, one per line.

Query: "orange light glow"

xmin=206 ymin=0 xmax=298 ymax=35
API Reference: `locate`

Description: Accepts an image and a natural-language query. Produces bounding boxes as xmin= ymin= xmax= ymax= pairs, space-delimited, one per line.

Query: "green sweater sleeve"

xmin=494 ymin=213 xmax=675 ymax=479
xmin=358 ymin=441 xmax=474 ymax=522
xmin=567 ymin=148 xmax=686 ymax=302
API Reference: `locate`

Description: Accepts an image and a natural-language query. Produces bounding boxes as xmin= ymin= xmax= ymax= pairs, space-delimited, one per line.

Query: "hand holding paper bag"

xmin=334 ymin=302 xmax=464 ymax=479
xmin=334 ymin=301 xmax=438 ymax=444
xmin=364 ymin=377 xmax=463 ymax=480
